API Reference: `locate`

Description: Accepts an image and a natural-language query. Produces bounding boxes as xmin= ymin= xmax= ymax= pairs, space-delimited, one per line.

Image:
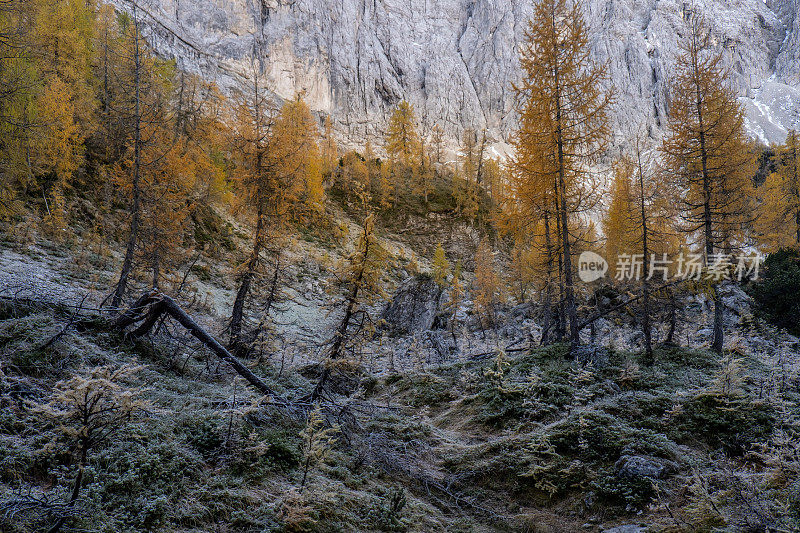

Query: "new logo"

xmin=578 ymin=251 xmax=608 ymax=283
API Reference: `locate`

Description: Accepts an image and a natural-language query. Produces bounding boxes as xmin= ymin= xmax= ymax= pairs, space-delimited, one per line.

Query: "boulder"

xmin=382 ymin=275 xmax=443 ymax=335
xmin=615 ymin=454 xmax=677 ymax=480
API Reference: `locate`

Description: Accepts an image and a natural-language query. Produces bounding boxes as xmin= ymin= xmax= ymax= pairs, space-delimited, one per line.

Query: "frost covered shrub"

xmin=0 ymin=313 xmax=64 ymax=375
xmin=184 ymin=418 xmax=225 ymax=458
xmin=477 ymin=385 xmax=527 ymax=428
xmin=94 ymin=438 xmax=203 ymax=528
xmin=367 ymin=487 xmax=408 ymax=532
xmin=232 ymin=425 xmax=301 ymax=477
xmin=671 ymin=393 xmax=774 ymax=455
xmin=591 ymin=468 xmax=655 ymax=508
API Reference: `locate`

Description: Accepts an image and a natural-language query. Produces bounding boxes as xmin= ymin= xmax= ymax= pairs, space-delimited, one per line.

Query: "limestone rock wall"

xmin=109 ymin=0 xmax=800 ymax=148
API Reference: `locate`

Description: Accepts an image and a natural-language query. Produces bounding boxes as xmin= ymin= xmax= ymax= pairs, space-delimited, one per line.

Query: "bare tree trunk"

xmin=230 ymin=204 xmax=264 ymax=351
xmin=47 ymin=443 xmax=87 ymax=533
xmin=666 ymin=290 xmax=677 ymax=346
xmin=554 ymin=199 xmax=565 ymax=342
xmin=636 ymin=146 xmax=654 ymax=364
xmin=476 ymin=129 xmax=486 ymax=185
xmin=117 ymin=292 xmax=287 ymax=403
xmin=234 ymin=254 xmax=282 ymax=359
xmin=556 ymin=121 xmax=578 ymax=347
xmin=540 ymin=210 xmax=554 ymax=345
xmin=151 ymin=249 xmax=160 ymax=290
xmin=311 ymin=222 xmax=371 ymax=400
xmin=112 ymin=10 xmax=143 ymax=310
xmin=796 ymin=209 xmax=799 ymax=246
xmin=693 ymin=75 xmax=723 ymax=354
xmin=312 ymin=268 xmax=363 ymax=401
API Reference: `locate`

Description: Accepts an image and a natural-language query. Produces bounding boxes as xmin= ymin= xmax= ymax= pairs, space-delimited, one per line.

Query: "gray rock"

xmin=603 ymin=526 xmax=647 ymax=533
xmin=511 ymin=302 xmax=535 ymax=319
xmin=382 ymin=275 xmax=442 ymax=335
xmin=696 ymin=328 xmax=713 ymax=338
xmin=427 ymin=330 xmax=458 ymax=362
xmin=615 ymin=454 xmax=677 ymax=480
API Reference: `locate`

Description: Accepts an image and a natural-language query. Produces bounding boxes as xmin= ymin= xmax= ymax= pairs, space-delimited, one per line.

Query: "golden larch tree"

xmin=385 ymin=100 xmax=420 ymax=168
xmin=603 ymin=157 xmax=637 ymax=272
xmin=432 ymin=242 xmax=450 ymax=287
xmin=756 ymin=130 xmax=800 ymax=250
xmin=473 ymin=237 xmax=501 ymax=329
xmin=513 ymin=0 xmax=612 ymax=345
xmin=661 ymin=13 xmax=754 ymax=353
xmin=272 ymin=96 xmax=324 ymax=215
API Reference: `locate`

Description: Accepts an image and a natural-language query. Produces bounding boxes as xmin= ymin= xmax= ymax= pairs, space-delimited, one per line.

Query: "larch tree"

xmin=110 ymin=6 xmax=171 ymax=309
xmin=432 ymin=242 xmax=450 ymax=287
xmin=508 ymin=147 xmax=562 ymax=344
xmin=100 ymin=11 xmax=210 ymax=296
xmin=271 ymin=96 xmax=324 ymax=216
xmin=312 ymin=213 xmax=387 ymax=400
xmin=483 ymin=158 xmax=507 ymax=210
xmin=632 ymin=141 xmax=656 ymax=362
xmin=340 ymin=150 xmax=371 ymax=212
xmin=661 ymin=12 xmax=754 ymax=354
xmin=757 ymin=130 xmax=800 ymax=250
xmin=320 ymin=115 xmax=338 ymax=178
xmin=455 ymin=128 xmax=481 ymax=220
xmin=29 ymin=0 xmax=96 ymax=227
xmin=228 ymin=68 xmax=279 ymax=355
xmin=30 ymin=364 xmax=147 ymax=533
xmin=364 ymin=140 xmax=393 ymax=209
xmin=603 ymin=157 xmax=637 ymax=272
xmin=447 ymin=260 xmax=465 ymax=348
xmin=629 ymin=137 xmax=674 ymax=362
xmin=417 ymin=129 xmax=434 ymax=204
xmin=230 ymin=89 xmax=322 ymax=355
xmin=0 ymin=0 xmax=94 ymax=223
xmin=513 ymin=0 xmax=612 ymax=346
xmin=430 ymin=123 xmax=445 ymax=165
xmin=473 ymin=237 xmax=501 ymax=330
xmin=508 ymin=237 xmax=538 ymax=303
xmin=385 ymin=100 xmax=419 ymax=168
xmin=0 ymin=0 xmax=34 ymax=219
xmin=385 ymin=100 xmax=420 ymax=199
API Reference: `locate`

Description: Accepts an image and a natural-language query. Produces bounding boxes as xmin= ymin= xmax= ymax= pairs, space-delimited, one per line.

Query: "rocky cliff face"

xmin=113 ymin=0 xmax=800 ymax=148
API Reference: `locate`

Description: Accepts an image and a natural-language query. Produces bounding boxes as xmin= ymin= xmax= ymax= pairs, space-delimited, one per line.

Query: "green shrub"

xmin=185 ymin=418 xmax=225 ymax=458
xmin=518 ymin=433 xmax=593 ymax=497
xmin=591 ymin=468 xmax=655 ymax=509
xmin=478 ymin=386 xmax=527 ymax=428
xmin=94 ymin=438 xmax=204 ymax=529
xmin=748 ymin=248 xmax=800 ymax=334
xmin=671 ymin=393 xmax=774 ymax=455
xmin=258 ymin=428 xmax=301 ymax=470
xmin=547 ymin=412 xmax=634 ymax=462
xmin=232 ymin=425 xmax=301 ymax=476
xmin=367 ymin=488 xmax=408 ymax=532
xmin=403 ymin=374 xmax=455 ymax=407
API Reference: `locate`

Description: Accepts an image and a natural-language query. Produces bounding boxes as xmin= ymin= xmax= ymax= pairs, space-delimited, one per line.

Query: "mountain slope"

xmin=109 ymin=0 xmax=800 ymax=147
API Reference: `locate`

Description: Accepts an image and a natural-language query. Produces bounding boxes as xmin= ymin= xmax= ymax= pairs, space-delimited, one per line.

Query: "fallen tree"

xmin=114 ymin=291 xmax=290 ymax=407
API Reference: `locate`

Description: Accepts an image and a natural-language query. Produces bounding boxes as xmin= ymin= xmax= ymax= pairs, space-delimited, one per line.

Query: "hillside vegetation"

xmin=2 ymin=1 xmax=800 ymax=532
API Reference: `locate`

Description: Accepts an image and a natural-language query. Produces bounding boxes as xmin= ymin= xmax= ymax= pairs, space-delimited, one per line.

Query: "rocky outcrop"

xmin=381 ymin=275 xmax=442 ymax=335
xmin=109 ymin=0 xmax=800 ymax=148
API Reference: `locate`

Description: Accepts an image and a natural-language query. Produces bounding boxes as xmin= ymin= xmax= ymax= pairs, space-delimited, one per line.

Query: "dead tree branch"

xmin=115 ymin=291 xmax=289 ymax=406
